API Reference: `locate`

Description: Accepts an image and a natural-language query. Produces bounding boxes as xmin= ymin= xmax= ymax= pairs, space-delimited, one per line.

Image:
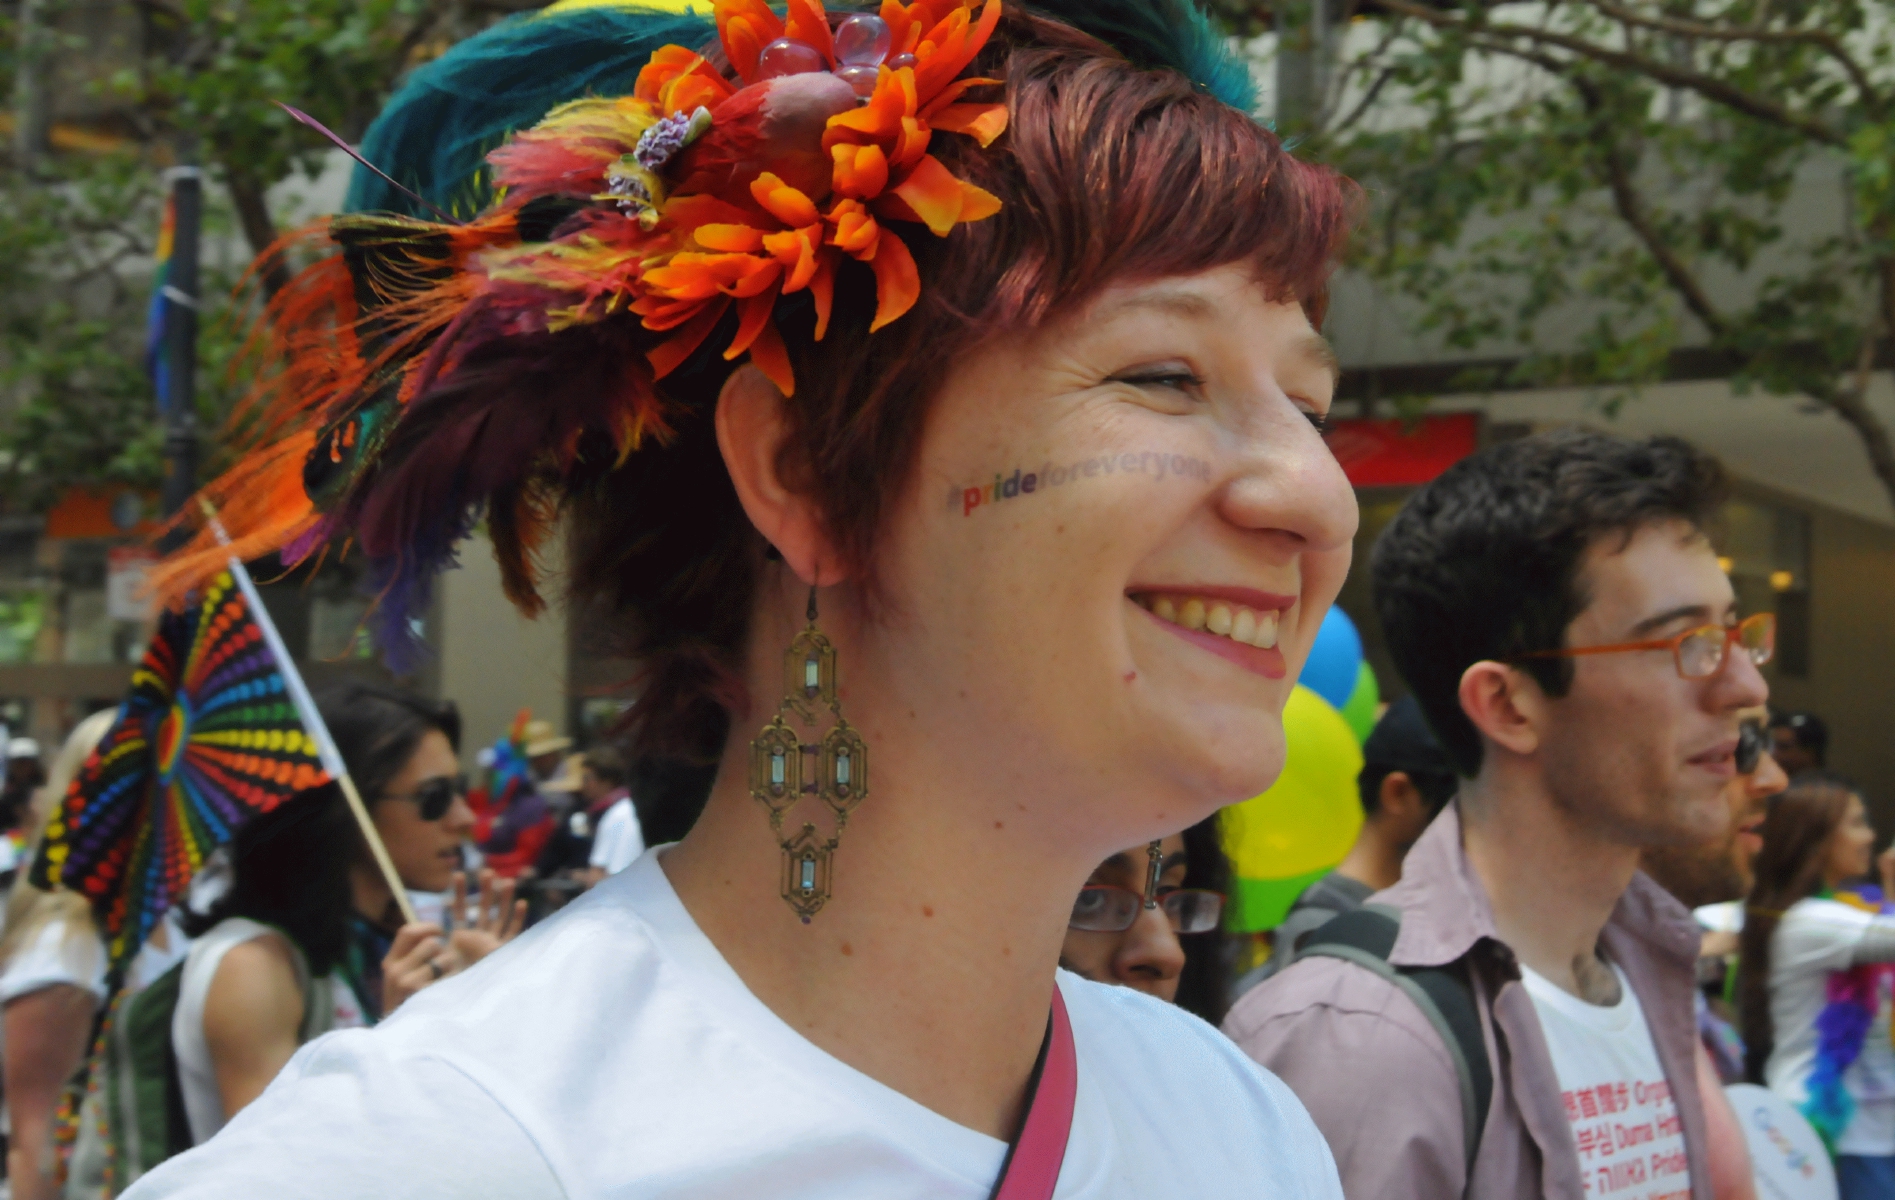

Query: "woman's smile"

xmin=1129 ymin=586 xmax=1295 ymax=679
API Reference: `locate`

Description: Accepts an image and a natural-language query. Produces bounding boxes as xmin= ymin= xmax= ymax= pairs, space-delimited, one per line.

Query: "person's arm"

xmin=3 ymin=983 xmax=98 ymax=1200
xmin=1696 ymin=1041 xmax=1756 ymax=1200
xmin=1848 ymin=913 xmax=1895 ymax=964
xmin=1225 ymin=961 xmax=1467 ymax=1200
xmin=201 ymin=936 xmax=306 ymax=1120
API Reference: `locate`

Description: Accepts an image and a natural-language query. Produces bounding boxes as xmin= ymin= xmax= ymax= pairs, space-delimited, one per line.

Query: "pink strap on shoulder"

xmin=989 ymin=985 xmax=1078 ymax=1200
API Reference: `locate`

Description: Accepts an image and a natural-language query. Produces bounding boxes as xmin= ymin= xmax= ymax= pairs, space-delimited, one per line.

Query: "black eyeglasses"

xmin=382 ymin=774 xmax=467 ymax=821
xmin=1069 ymin=885 xmax=1225 ymax=935
xmin=1737 ymin=720 xmax=1768 ymax=776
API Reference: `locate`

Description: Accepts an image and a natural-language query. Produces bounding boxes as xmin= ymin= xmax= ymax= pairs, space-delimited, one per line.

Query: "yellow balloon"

xmin=1221 ymin=684 xmax=1365 ymax=882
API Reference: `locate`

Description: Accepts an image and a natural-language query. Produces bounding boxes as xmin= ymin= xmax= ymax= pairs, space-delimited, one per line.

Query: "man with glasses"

xmin=1226 ymin=430 xmax=1767 ymax=1200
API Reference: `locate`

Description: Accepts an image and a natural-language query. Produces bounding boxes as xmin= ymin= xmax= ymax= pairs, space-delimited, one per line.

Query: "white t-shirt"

xmin=1763 ymin=897 xmax=1895 ymax=1155
xmin=171 ymin=918 xmax=367 ymax=1145
xmin=586 ymin=795 xmax=644 ymax=876
xmin=126 ymin=849 xmax=1342 ymax=1200
xmin=0 ymin=911 xmax=191 ymax=1004
xmin=1522 ymin=963 xmax=1693 ymax=1200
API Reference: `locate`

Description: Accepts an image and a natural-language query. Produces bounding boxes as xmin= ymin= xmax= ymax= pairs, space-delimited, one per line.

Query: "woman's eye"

xmin=1110 ymin=370 xmax=1204 ymax=393
xmin=1304 ymin=409 xmax=1332 ymax=435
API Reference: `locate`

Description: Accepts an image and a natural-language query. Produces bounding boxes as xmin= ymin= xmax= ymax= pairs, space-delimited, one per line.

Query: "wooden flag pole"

xmin=196 ymin=501 xmax=418 ymax=925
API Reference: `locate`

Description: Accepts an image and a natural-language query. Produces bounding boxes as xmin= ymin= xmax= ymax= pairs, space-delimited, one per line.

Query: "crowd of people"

xmin=1 ymin=0 xmax=1892 ymax=1196
xmin=0 ymin=431 xmax=1878 ymax=1200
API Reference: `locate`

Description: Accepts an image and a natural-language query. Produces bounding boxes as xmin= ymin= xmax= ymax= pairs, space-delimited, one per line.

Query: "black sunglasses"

xmin=1737 ymin=720 xmax=1768 ymax=776
xmin=382 ymin=774 xmax=467 ymax=821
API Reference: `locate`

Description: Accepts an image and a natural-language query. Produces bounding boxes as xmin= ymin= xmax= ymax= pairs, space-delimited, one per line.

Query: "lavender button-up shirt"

xmin=1224 ymin=803 xmax=1713 ymax=1200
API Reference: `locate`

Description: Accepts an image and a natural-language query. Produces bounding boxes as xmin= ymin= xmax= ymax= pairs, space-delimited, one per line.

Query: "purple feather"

xmin=276 ymin=102 xmax=458 ymax=224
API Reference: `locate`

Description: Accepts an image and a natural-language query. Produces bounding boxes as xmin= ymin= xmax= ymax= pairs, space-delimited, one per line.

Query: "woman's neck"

xmin=663 ymin=738 xmax=1095 ymax=1142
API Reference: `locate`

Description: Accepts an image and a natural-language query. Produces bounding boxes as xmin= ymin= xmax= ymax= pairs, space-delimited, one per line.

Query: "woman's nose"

xmin=1112 ymin=904 xmax=1186 ymax=988
xmin=444 ymin=795 xmax=477 ymax=835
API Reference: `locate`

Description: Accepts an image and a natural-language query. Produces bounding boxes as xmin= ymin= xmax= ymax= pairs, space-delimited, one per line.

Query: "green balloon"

xmin=1339 ymin=661 xmax=1379 ymax=745
xmin=1227 ymin=868 xmax=1331 ymax=933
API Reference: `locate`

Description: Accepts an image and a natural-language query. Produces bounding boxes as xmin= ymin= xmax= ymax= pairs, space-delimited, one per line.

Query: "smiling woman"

xmin=129 ymin=1 xmax=1357 ymax=1197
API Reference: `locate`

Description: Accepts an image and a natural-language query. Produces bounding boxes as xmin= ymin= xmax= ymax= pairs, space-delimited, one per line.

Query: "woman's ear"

xmin=715 ymin=364 xmax=839 ymax=586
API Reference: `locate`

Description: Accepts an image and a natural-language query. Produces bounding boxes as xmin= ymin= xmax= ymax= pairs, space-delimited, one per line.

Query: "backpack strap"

xmin=1296 ymin=905 xmax=1492 ymax=1184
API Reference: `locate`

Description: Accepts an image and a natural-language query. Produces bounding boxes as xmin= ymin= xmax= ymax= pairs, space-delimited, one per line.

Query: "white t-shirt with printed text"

xmin=1764 ymin=896 xmax=1895 ymax=1155
xmin=125 ymin=849 xmax=1342 ymax=1200
xmin=1522 ymin=963 xmax=1693 ymax=1200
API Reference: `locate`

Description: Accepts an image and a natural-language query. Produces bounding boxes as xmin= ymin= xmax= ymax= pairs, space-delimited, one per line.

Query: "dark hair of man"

xmin=1173 ymin=814 xmax=1233 ymax=1026
xmin=1370 ymin=430 xmax=1728 ymax=776
xmin=1737 ymin=776 xmax=1859 ymax=1083
xmin=1768 ymin=710 xmax=1829 ymax=763
xmin=583 ymin=743 xmax=629 ymax=789
xmin=182 ymin=682 xmax=461 ymax=973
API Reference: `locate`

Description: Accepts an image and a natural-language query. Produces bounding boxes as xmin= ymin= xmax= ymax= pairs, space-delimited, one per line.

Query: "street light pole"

xmin=160 ymin=165 xmax=202 ymax=517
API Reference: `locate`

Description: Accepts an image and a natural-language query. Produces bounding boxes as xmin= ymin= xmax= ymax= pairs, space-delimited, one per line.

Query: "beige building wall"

xmin=1751 ymin=482 xmax=1895 ymax=833
xmin=435 ymin=532 xmax=569 ymax=767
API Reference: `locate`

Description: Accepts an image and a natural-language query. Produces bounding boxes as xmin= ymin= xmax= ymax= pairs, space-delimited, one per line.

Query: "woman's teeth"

xmin=1138 ymin=594 xmax=1280 ymax=649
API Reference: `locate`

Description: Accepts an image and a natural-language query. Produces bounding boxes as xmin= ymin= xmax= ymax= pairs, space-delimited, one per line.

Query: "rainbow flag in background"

xmin=145 ymin=191 xmax=175 ymax=410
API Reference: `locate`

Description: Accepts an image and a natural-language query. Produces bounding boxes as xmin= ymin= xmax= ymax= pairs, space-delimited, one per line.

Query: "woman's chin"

xmin=1136 ymin=706 xmax=1288 ymax=797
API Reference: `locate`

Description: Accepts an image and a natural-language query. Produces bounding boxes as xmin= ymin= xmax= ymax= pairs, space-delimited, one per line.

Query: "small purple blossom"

xmin=634 ymin=105 xmax=713 ymax=172
xmin=607 ymin=172 xmax=653 ymax=214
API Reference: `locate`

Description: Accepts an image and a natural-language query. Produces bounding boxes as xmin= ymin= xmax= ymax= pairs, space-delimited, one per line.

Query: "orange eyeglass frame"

xmin=1515 ymin=612 xmax=1776 ymax=679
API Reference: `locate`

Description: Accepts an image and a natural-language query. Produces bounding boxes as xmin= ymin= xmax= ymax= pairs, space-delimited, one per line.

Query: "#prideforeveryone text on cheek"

xmin=949 ymin=451 xmax=1213 ymax=517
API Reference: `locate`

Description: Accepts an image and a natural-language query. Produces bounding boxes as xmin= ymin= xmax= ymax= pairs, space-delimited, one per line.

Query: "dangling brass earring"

xmin=1142 ymin=840 xmax=1164 ymax=909
xmin=748 ymin=582 xmax=869 ymax=923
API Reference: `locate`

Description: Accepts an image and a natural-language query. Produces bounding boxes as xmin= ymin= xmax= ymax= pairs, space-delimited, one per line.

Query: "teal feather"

xmin=1024 ymin=0 xmax=1256 ymax=113
xmin=348 ymin=1 xmax=1255 ymax=219
xmin=346 ymin=6 xmax=716 ymax=218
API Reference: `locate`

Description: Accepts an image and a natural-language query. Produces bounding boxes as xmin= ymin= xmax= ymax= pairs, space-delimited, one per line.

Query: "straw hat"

xmin=540 ymin=753 xmax=585 ymax=794
xmin=521 ymin=720 xmax=572 ymax=758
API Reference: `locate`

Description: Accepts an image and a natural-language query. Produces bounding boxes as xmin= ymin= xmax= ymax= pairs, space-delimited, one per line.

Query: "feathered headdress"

xmin=157 ymin=0 xmax=1257 ymax=662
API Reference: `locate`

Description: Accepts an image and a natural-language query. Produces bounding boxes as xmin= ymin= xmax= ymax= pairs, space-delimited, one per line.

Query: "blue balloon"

xmin=1300 ymin=607 xmax=1365 ymax=710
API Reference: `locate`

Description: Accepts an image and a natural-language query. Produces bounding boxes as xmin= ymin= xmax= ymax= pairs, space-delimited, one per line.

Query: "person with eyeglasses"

xmin=1059 ymin=816 xmax=1231 ymax=1023
xmin=171 ymin=682 xmax=526 ymax=1147
xmin=1228 ymin=430 xmax=1769 ymax=1200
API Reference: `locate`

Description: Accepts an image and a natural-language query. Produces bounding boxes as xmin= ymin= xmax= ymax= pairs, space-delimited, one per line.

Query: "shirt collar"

xmin=1378 ymin=799 xmax=1703 ymax=970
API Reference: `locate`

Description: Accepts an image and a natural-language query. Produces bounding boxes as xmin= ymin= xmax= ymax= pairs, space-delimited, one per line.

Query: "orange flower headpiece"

xmin=157 ymin=0 xmax=1009 ymax=651
xmin=488 ymin=0 xmax=1008 ymax=393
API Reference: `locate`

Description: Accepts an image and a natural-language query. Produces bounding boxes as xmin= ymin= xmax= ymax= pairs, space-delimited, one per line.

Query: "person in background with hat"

xmin=479 ymin=719 xmax=570 ymax=868
xmin=1241 ymin=695 xmax=1459 ymax=991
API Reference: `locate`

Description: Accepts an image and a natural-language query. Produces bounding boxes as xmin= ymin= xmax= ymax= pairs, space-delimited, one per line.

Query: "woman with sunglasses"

xmin=1060 ymin=818 xmax=1231 ymax=1022
xmin=173 ymin=682 xmax=524 ymax=1145
xmin=1739 ymin=777 xmax=1895 ymax=1200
